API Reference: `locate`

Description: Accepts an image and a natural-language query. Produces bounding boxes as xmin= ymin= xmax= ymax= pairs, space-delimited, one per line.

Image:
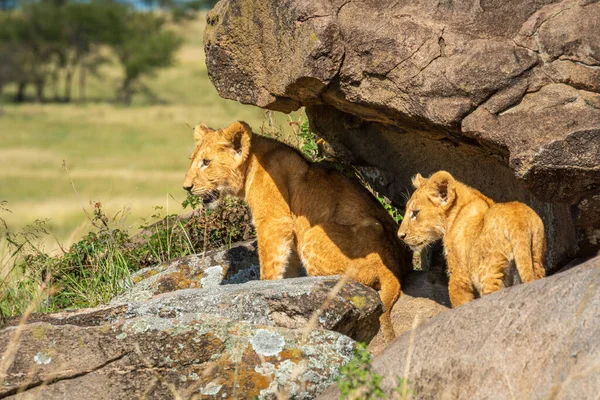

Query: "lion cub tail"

xmin=513 ymin=211 xmax=546 ymax=282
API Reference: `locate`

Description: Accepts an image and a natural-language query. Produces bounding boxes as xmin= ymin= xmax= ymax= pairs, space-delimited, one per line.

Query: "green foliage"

xmin=0 ymin=1 xmax=182 ymax=103
xmin=0 ymin=197 xmax=254 ymax=319
xmin=337 ymin=343 xmax=416 ymax=400
xmin=337 ymin=343 xmax=385 ymax=400
xmin=376 ymin=194 xmax=403 ymax=224
xmin=182 ymin=192 xmax=202 ymax=210
xmin=114 ymin=12 xmax=183 ymax=104
xmin=298 ymin=120 xmax=322 ymax=161
xmin=394 ymin=377 xmax=415 ymax=399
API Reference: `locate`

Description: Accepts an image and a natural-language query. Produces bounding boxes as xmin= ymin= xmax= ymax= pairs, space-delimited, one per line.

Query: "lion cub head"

xmin=397 ymin=171 xmax=457 ymax=251
xmin=183 ymin=121 xmax=252 ymax=209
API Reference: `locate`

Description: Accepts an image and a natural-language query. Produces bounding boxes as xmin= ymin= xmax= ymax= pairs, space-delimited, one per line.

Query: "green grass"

xmin=0 ymin=14 xmax=273 ymax=249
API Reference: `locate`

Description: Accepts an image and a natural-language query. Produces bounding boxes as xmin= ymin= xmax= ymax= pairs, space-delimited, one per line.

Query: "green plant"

xmin=394 ymin=377 xmax=415 ymax=399
xmin=337 ymin=343 xmax=385 ymax=400
xmin=182 ymin=192 xmax=202 ymax=210
xmin=377 ymin=194 xmax=403 ymax=224
xmin=0 ymin=195 xmax=256 ymax=319
xmin=297 ymin=120 xmax=322 ymax=161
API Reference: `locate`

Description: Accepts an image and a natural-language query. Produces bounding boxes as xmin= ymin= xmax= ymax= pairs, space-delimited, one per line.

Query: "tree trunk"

xmin=64 ymin=67 xmax=73 ymax=102
xmin=35 ymin=79 xmax=45 ymax=103
xmin=79 ymin=65 xmax=86 ymax=102
xmin=14 ymin=81 xmax=26 ymax=102
xmin=118 ymin=77 xmax=134 ymax=105
xmin=52 ymin=70 xmax=60 ymax=102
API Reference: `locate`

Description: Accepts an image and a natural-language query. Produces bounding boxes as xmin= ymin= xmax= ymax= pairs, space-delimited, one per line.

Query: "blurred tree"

xmin=113 ymin=12 xmax=182 ymax=104
xmin=0 ymin=0 xmax=184 ymax=104
xmin=140 ymin=0 xmax=217 ymax=21
xmin=0 ymin=2 xmax=65 ymax=102
xmin=62 ymin=1 xmax=128 ymax=101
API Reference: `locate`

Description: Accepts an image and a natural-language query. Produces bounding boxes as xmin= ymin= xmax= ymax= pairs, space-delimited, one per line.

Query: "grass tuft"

xmin=0 ymin=196 xmax=254 ymax=320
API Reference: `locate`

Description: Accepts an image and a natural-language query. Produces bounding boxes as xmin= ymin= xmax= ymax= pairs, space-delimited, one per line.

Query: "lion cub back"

xmin=398 ymin=170 xmax=546 ymax=307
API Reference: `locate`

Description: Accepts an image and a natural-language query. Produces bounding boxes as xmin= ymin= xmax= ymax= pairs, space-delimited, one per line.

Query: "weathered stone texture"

xmin=13 ymin=276 xmax=383 ymax=344
xmin=205 ymin=0 xmax=600 ymax=268
xmin=319 ymin=255 xmax=600 ymax=399
xmin=111 ymin=240 xmax=260 ymax=304
xmin=2 ymin=272 xmax=391 ymax=399
xmin=1 ymin=314 xmax=355 ymax=399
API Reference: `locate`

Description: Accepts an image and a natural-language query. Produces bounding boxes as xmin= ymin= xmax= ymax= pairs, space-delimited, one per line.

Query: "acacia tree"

xmin=113 ymin=12 xmax=182 ymax=104
xmin=0 ymin=1 xmax=183 ymax=104
xmin=0 ymin=2 xmax=65 ymax=102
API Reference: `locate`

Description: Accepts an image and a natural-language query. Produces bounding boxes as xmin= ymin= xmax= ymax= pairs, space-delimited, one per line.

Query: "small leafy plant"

xmin=377 ymin=194 xmax=403 ymax=224
xmin=337 ymin=343 xmax=385 ymax=400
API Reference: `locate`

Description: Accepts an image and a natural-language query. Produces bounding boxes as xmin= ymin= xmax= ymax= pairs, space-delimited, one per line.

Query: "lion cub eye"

xmin=411 ymin=210 xmax=420 ymax=219
xmin=202 ymin=159 xmax=211 ymax=167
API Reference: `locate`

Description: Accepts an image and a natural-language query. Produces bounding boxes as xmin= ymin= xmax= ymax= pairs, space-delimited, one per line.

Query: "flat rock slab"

xmin=111 ymin=240 xmax=260 ymax=304
xmin=10 ymin=277 xmax=383 ymax=343
xmin=319 ymin=256 xmax=600 ymax=399
xmin=1 ymin=313 xmax=355 ymax=399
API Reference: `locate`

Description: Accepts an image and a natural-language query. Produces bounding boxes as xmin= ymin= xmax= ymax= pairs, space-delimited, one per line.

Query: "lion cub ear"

xmin=192 ymin=122 xmax=214 ymax=144
xmin=426 ymin=171 xmax=456 ymax=209
xmin=411 ymin=173 xmax=427 ymax=189
xmin=223 ymin=121 xmax=253 ymax=165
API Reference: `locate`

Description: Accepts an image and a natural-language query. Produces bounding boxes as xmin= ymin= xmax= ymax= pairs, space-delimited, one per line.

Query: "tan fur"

xmin=397 ymin=171 xmax=546 ymax=307
xmin=183 ymin=121 xmax=412 ymax=342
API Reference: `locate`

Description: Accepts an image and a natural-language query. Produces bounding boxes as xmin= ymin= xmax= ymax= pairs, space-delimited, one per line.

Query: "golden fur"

xmin=397 ymin=171 xmax=546 ymax=307
xmin=183 ymin=121 xmax=412 ymax=342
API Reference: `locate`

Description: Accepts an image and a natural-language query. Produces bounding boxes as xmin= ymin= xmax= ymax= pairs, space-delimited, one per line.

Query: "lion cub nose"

xmin=398 ymin=231 xmax=407 ymax=239
xmin=183 ymin=184 xmax=193 ymax=193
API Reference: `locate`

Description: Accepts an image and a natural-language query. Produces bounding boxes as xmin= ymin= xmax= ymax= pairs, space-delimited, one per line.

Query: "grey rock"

xmin=111 ymin=240 xmax=260 ymax=304
xmin=204 ymin=0 xmax=600 ymax=267
xmin=1 ymin=313 xmax=355 ymax=399
xmin=319 ymin=255 xmax=600 ymax=399
xmin=15 ymin=276 xmax=383 ymax=343
xmin=367 ymin=294 xmax=448 ymax=356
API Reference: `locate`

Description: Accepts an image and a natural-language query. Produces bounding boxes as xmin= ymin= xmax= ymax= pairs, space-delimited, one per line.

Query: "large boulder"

xmin=204 ymin=0 xmax=600 ymax=269
xmin=14 ymin=276 xmax=383 ymax=343
xmin=319 ymin=255 xmax=600 ymax=399
xmin=1 ymin=275 xmax=388 ymax=399
xmin=367 ymin=294 xmax=448 ymax=356
xmin=1 ymin=313 xmax=355 ymax=399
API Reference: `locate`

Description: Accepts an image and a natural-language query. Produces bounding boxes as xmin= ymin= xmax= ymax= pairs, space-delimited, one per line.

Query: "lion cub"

xmin=183 ymin=121 xmax=412 ymax=342
xmin=397 ymin=171 xmax=545 ymax=307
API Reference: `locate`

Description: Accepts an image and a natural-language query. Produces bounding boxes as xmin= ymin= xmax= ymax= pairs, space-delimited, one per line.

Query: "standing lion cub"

xmin=183 ymin=121 xmax=412 ymax=342
xmin=397 ymin=171 xmax=545 ymax=307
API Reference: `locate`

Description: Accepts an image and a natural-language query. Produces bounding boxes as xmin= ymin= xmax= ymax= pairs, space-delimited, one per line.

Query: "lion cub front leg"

xmin=447 ymin=253 xmax=475 ymax=307
xmin=255 ymin=217 xmax=295 ymax=280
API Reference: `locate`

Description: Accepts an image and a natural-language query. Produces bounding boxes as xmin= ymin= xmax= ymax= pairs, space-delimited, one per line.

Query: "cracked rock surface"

xmin=0 ymin=274 xmax=381 ymax=399
xmin=1 ymin=314 xmax=355 ymax=399
xmin=319 ymin=255 xmax=600 ymax=399
xmin=205 ymin=0 xmax=600 ymax=269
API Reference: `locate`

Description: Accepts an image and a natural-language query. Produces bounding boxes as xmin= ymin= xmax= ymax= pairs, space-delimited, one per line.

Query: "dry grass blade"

xmin=300 ymin=273 xmax=351 ymax=345
xmin=276 ymin=271 xmax=352 ymax=398
xmin=399 ymin=312 xmax=421 ymax=399
xmin=0 ymin=277 xmax=51 ymax=382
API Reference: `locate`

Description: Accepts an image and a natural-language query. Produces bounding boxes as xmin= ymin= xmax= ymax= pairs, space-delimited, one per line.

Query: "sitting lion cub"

xmin=183 ymin=121 xmax=412 ymax=342
xmin=397 ymin=171 xmax=545 ymax=307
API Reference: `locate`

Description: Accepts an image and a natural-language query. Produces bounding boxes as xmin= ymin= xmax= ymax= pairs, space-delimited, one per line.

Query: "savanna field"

xmin=0 ymin=15 xmax=280 ymax=248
